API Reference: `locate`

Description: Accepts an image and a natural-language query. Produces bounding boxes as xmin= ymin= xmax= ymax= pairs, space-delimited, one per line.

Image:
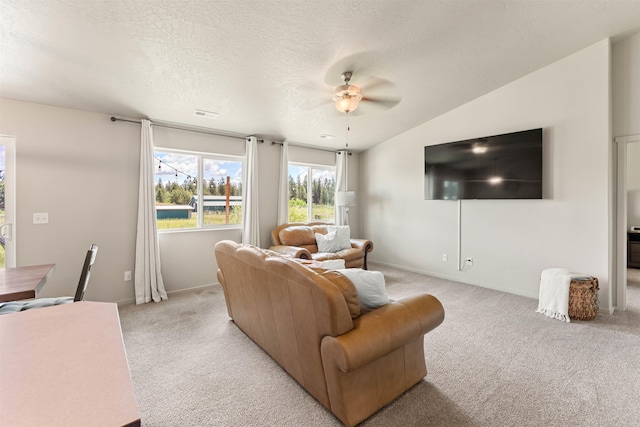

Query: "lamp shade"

xmin=336 ymin=190 xmax=357 ymax=207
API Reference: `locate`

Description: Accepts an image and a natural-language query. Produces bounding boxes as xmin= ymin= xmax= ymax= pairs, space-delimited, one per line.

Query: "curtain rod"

xmin=271 ymin=140 xmax=346 ymax=154
xmin=614 ymin=134 xmax=640 ymax=143
xmin=110 ymin=116 xmax=262 ymax=142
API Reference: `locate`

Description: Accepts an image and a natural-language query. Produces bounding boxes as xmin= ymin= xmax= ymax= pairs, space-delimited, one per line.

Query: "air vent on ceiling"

xmin=194 ymin=109 xmax=218 ymax=119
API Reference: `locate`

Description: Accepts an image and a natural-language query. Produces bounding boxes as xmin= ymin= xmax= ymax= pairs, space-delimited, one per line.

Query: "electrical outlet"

xmin=466 ymin=257 xmax=473 ymax=266
xmin=124 ymin=271 xmax=132 ymax=281
xmin=33 ymin=213 xmax=49 ymax=224
xmin=442 ymin=254 xmax=448 ymax=262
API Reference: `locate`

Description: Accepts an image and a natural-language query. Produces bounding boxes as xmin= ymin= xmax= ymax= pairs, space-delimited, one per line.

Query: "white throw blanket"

xmin=536 ymin=268 xmax=572 ymax=322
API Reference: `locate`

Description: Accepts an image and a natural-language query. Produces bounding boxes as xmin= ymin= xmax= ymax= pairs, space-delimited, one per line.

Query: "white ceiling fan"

xmin=330 ymin=71 xmax=401 ymax=116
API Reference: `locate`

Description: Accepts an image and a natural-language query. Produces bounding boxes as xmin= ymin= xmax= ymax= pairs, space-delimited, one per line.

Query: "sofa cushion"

xmin=311 ymin=247 xmax=360 ymax=262
xmin=321 ymin=270 xmax=361 ymax=318
xmin=336 ymin=268 xmax=389 ymax=312
xmin=278 ymin=225 xmax=317 ymax=247
xmin=311 ymin=252 xmax=342 ymax=262
xmin=255 ymin=246 xmax=293 ymax=259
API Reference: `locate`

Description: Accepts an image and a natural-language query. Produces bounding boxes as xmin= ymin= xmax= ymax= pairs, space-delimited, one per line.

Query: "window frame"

xmin=154 ymin=147 xmax=245 ymax=232
xmin=288 ymin=161 xmax=336 ymax=223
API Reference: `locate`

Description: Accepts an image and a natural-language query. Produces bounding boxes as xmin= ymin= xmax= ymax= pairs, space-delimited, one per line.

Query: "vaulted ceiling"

xmin=1 ymin=1 xmax=639 ymax=151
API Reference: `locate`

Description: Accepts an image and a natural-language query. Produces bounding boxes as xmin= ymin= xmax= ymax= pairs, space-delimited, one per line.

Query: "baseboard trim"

xmin=116 ymin=283 xmax=219 ymax=307
xmin=369 ymin=259 xmax=539 ymax=300
xmin=167 ymin=282 xmax=217 ymax=296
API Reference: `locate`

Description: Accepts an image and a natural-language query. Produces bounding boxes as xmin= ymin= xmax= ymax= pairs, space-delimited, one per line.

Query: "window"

xmin=154 ymin=149 xmax=244 ymax=230
xmin=288 ymin=163 xmax=335 ymax=223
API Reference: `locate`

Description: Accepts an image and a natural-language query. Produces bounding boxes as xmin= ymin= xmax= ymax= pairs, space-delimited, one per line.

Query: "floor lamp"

xmin=336 ymin=190 xmax=356 ymax=225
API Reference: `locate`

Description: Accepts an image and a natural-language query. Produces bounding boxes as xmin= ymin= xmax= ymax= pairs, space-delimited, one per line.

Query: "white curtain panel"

xmin=277 ymin=141 xmax=289 ymax=225
xmin=335 ymin=150 xmax=347 ymax=226
xmin=135 ymin=119 xmax=168 ymax=304
xmin=242 ymin=136 xmax=260 ymax=246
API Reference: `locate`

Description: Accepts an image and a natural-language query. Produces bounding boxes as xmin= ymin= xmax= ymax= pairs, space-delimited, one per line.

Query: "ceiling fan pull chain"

xmin=345 ymin=112 xmax=350 ymax=150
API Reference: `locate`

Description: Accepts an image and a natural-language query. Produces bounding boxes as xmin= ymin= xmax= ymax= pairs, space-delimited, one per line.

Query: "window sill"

xmin=158 ymin=225 xmax=242 ymax=234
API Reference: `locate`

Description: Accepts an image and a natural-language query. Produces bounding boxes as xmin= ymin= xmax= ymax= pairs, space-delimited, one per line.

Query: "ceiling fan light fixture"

xmin=334 ymin=84 xmax=361 ymax=98
xmin=335 ymin=96 xmax=360 ymax=113
xmin=334 ymin=72 xmax=363 ymax=113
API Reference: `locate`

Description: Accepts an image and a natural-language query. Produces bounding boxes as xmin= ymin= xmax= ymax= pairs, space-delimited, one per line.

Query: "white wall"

xmin=612 ymin=31 xmax=640 ymax=138
xmin=0 ymin=100 xmax=140 ymax=303
xmin=0 ymin=99 xmax=360 ymax=303
xmin=360 ymin=40 xmax=612 ymax=307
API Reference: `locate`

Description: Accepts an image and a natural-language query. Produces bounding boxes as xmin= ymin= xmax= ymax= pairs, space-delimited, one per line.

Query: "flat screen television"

xmin=424 ymin=128 xmax=543 ymax=200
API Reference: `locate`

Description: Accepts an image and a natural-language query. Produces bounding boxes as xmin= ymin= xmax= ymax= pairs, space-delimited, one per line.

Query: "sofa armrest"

xmin=321 ymin=294 xmax=444 ymax=372
xmin=216 ymin=269 xmax=234 ymax=319
xmin=350 ymin=239 xmax=373 ymax=269
xmin=268 ymin=245 xmax=312 ymax=260
xmin=350 ymin=238 xmax=373 ymax=253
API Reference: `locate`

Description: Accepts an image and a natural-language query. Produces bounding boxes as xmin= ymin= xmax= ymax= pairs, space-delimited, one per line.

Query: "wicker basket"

xmin=568 ymin=277 xmax=599 ymax=321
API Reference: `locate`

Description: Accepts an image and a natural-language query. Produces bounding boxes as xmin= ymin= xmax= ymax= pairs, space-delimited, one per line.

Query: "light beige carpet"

xmin=119 ymin=263 xmax=640 ymax=426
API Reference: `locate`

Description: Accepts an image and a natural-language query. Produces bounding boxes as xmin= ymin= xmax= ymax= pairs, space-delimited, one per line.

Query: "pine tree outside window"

xmin=288 ymin=163 xmax=335 ymax=223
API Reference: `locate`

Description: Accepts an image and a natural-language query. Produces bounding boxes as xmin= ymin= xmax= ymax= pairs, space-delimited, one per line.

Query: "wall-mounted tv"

xmin=424 ymin=128 xmax=543 ymax=200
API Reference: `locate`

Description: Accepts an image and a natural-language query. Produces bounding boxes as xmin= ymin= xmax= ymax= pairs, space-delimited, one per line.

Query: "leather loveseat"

xmin=214 ymin=240 xmax=445 ymax=427
xmin=269 ymin=222 xmax=374 ymax=269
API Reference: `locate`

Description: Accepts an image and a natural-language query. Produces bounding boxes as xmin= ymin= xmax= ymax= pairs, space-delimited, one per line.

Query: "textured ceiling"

xmin=1 ymin=0 xmax=639 ymax=151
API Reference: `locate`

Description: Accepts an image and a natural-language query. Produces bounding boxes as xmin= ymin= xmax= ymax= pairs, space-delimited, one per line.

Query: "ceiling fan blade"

xmin=297 ymin=80 xmax=333 ymax=111
xmin=302 ymin=97 xmax=333 ymax=111
xmin=352 ymin=96 xmax=402 ymax=115
xmin=361 ymin=96 xmax=401 ymax=108
xmin=359 ymin=78 xmax=399 ymax=98
xmin=357 ymin=75 xmax=387 ymax=90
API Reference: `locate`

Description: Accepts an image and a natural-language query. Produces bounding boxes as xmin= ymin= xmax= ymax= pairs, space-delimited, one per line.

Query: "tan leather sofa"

xmin=214 ymin=240 xmax=445 ymax=427
xmin=270 ymin=222 xmax=374 ymax=269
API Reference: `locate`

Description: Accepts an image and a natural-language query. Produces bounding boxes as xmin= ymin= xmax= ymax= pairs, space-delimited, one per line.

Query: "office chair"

xmin=0 ymin=244 xmax=98 ymax=315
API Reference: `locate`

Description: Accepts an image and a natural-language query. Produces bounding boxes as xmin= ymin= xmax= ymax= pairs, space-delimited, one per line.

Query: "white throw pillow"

xmin=336 ymin=268 xmax=389 ymax=312
xmin=316 ymin=232 xmax=343 ymax=253
xmin=327 ymin=225 xmax=351 ymax=251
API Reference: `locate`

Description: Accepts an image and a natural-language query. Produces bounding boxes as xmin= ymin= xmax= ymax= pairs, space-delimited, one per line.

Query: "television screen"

xmin=424 ymin=128 xmax=543 ymax=200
